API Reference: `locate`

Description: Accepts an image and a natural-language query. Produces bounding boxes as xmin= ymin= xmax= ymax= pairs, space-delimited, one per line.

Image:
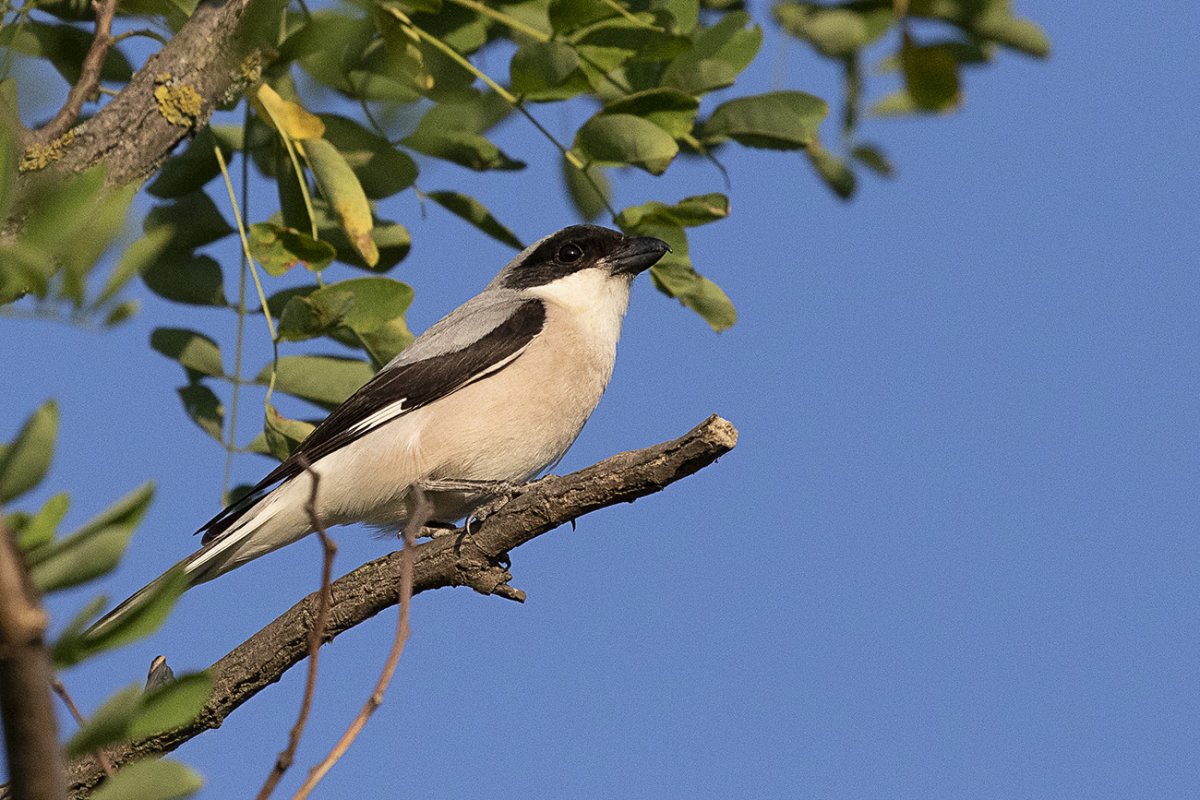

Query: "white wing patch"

xmin=349 ymin=398 xmax=407 ymax=435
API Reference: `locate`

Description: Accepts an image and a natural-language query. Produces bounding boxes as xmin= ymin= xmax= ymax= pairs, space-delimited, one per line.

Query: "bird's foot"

xmin=420 ymin=520 xmax=459 ymax=539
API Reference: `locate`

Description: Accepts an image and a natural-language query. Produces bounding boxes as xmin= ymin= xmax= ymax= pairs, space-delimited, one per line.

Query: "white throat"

xmin=528 ymin=268 xmax=633 ymax=345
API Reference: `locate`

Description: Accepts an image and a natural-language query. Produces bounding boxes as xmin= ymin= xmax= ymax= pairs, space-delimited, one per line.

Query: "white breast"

xmin=310 ymin=268 xmax=635 ymax=528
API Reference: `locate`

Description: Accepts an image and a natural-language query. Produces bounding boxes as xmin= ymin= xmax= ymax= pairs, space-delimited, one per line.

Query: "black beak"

xmin=610 ymin=236 xmax=671 ymax=275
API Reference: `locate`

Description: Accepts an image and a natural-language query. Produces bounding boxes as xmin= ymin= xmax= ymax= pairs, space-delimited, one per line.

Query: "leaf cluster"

xmin=2 ymin=403 xmax=207 ymax=799
xmin=1 ymin=0 xmax=1047 ymax=466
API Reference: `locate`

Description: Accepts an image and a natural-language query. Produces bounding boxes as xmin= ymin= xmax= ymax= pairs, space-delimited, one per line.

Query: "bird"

xmin=88 ymin=224 xmax=670 ymax=635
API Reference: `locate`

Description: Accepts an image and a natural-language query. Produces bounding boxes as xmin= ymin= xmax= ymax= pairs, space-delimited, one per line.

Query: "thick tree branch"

xmin=33 ymin=0 xmax=118 ymax=144
xmin=54 ymin=415 xmax=737 ymax=799
xmin=16 ymin=0 xmax=285 ymax=189
xmin=0 ymin=520 xmax=66 ymax=800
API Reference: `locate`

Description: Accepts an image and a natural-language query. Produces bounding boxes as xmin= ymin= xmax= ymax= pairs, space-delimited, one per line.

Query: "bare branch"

xmin=13 ymin=0 xmax=285 ymax=191
xmin=256 ymin=458 xmax=337 ymax=800
xmin=51 ymin=678 xmax=115 ymax=778
xmin=292 ymin=488 xmax=431 ymax=799
xmin=0 ymin=518 xmax=67 ymax=800
xmin=34 ymin=0 xmax=119 ymax=143
xmin=38 ymin=414 xmax=736 ymax=800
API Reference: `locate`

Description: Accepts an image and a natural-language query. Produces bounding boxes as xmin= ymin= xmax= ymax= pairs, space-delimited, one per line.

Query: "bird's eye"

xmin=557 ymin=243 xmax=584 ymax=263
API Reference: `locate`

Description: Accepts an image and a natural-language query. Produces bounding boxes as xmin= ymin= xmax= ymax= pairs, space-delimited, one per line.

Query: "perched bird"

xmin=90 ymin=224 xmax=669 ymax=634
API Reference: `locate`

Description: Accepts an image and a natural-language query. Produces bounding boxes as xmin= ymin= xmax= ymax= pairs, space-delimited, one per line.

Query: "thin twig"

xmin=290 ymin=489 xmax=431 ymax=800
xmin=223 ymin=105 xmax=253 ymax=502
xmin=50 ymin=679 xmax=114 ymax=778
xmin=256 ymin=457 xmax=337 ymax=800
xmin=36 ymin=0 xmax=119 ymax=141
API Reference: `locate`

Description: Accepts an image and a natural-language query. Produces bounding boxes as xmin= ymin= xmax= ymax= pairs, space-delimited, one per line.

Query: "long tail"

xmin=87 ymin=486 xmax=310 ymax=638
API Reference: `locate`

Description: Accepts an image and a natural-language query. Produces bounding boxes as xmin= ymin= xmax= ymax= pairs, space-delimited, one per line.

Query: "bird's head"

xmin=498 ymin=225 xmax=670 ymax=291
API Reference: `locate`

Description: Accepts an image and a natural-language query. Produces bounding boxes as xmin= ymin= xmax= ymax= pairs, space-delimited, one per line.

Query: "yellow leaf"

xmin=302 ymin=138 xmax=379 ymax=267
xmin=254 ymin=84 xmax=325 ymax=140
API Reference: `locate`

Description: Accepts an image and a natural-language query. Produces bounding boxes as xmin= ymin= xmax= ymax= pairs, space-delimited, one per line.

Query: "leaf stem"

xmin=599 ymin=0 xmax=664 ymax=31
xmin=215 ymin=147 xmax=275 ymax=342
xmin=223 ymin=106 xmax=253 ymax=501
xmin=215 ymin=145 xmax=280 ymax=408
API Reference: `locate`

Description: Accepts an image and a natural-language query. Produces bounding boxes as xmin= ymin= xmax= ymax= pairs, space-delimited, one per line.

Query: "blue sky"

xmin=5 ymin=4 xmax=1200 ymax=798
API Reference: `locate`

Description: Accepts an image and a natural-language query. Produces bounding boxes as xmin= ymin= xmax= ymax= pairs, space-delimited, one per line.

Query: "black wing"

xmin=199 ymin=299 xmax=546 ymax=544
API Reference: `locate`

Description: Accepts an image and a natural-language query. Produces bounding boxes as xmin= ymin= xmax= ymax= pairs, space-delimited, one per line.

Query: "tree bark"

xmin=0 ymin=521 xmax=66 ymax=800
xmin=18 ymin=0 xmax=285 ymax=190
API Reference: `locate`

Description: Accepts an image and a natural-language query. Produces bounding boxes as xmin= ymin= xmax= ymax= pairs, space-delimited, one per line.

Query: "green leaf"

xmin=408 ymin=90 xmax=511 ymax=136
xmin=90 ymin=759 xmax=202 ymax=800
xmin=870 ymin=90 xmax=918 ymax=116
xmin=279 ymin=277 xmax=415 ymax=363
xmin=0 ymin=103 xmax=17 ymax=221
xmin=57 ymin=184 xmax=135 ymax=305
xmin=177 ymin=385 xmax=224 ymax=442
xmin=654 ymin=0 xmax=699 ymax=33
xmin=26 ymin=483 xmax=154 ymax=592
xmin=620 ymin=216 xmax=735 ymax=331
xmin=318 ymin=115 xmax=418 ymax=199
xmin=651 ymin=259 xmax=737 ymax=331
xmin=248 ymin=223 xmax=337 ymax=276
xmin=147 ymin=127 xmax=235 ymax=199
xmin=575 ymin=113 xmax=679 ymax=175
xmin=562 ymin=158 xmax=611 ymax=222
xmin=972 ymin=13 xmax=1050 ymax=58
xmin=334 ymin=317 xmax=414 ymax=367
xmin=316 ymin=277 xmax=413 ymax=333
xmin=65 ymin=671 xmax=210 ymax=755
xmin=261 ymin=356 xmax=374 ymax=410
xmin=549 ymin=0 xmax=617 ymax=33
xmin=510 ymin=40 xmax=590 ymax=102
xmin=56 ymin=568 xmax=188 ymax=667
xmin=301 ymin=203 xmax=412 ymax=272
xmin=128 ymin=672 xmax=213 ymax=740
xmin=65 ymin=684 xmax=142 ymax=756
xmin=616 ymin=193 xmax=729 ymax=229
xmin=773 ymin=3 xmax=892 ymax=58
xmin=50 ymin=594 xmax=107 ymax=662
xmin=662 ymin=10 xmax=761 ymax=93
xmin=401 ymin=94 xmax=521 ymax=169
xmin=403 ymin=129 xmax=526 ymax=172
xmin=875 ymin=40 xmax=989 ymax=73
xmin=144 ymin=193 xmax=235 ymax=252
xmin=807 ymin=145 xmax=857 ymax=199
xmin=602 ymin=88 xmax=699 ymax=138
xmin=142 ymin=253 xmax=227 ymax=306
xmin=150 ymin=328 xmax=224 ymax=379
xmin=0 ymin=21 xmax=132 ymax=86
xmin=851 ymin=143 xmax=894 ymax=177
xmin=91 ymin=762 xmax=200 ymax=796
xmin=0 ymin=401 xmax=57 ymax=503
xmin=16 ymin=492 xmax=69 ymax=552
xmin=278 ymin=290 xmax=355 ymax=341
xmin=570 ymin=16 xmax=689 ymax=65
xmin=902 ymin=34 xmax=961 ymax=111
xmin=102 ymin=300 xmax=140 ymax=327
xmin=16 ymin=167 xmax=108 ymax=270
xmin=303 ymin=138 xmax=378 ymax=267
xmin=425 ymin=191 xmax=524 ymax=249
xmin=662 ymin=58 xmax=736 ymax=96
xmin=264 ymin=404 xmax=315 ymax=461
xmin=701 ymin=91 xmax=828 ymax=149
